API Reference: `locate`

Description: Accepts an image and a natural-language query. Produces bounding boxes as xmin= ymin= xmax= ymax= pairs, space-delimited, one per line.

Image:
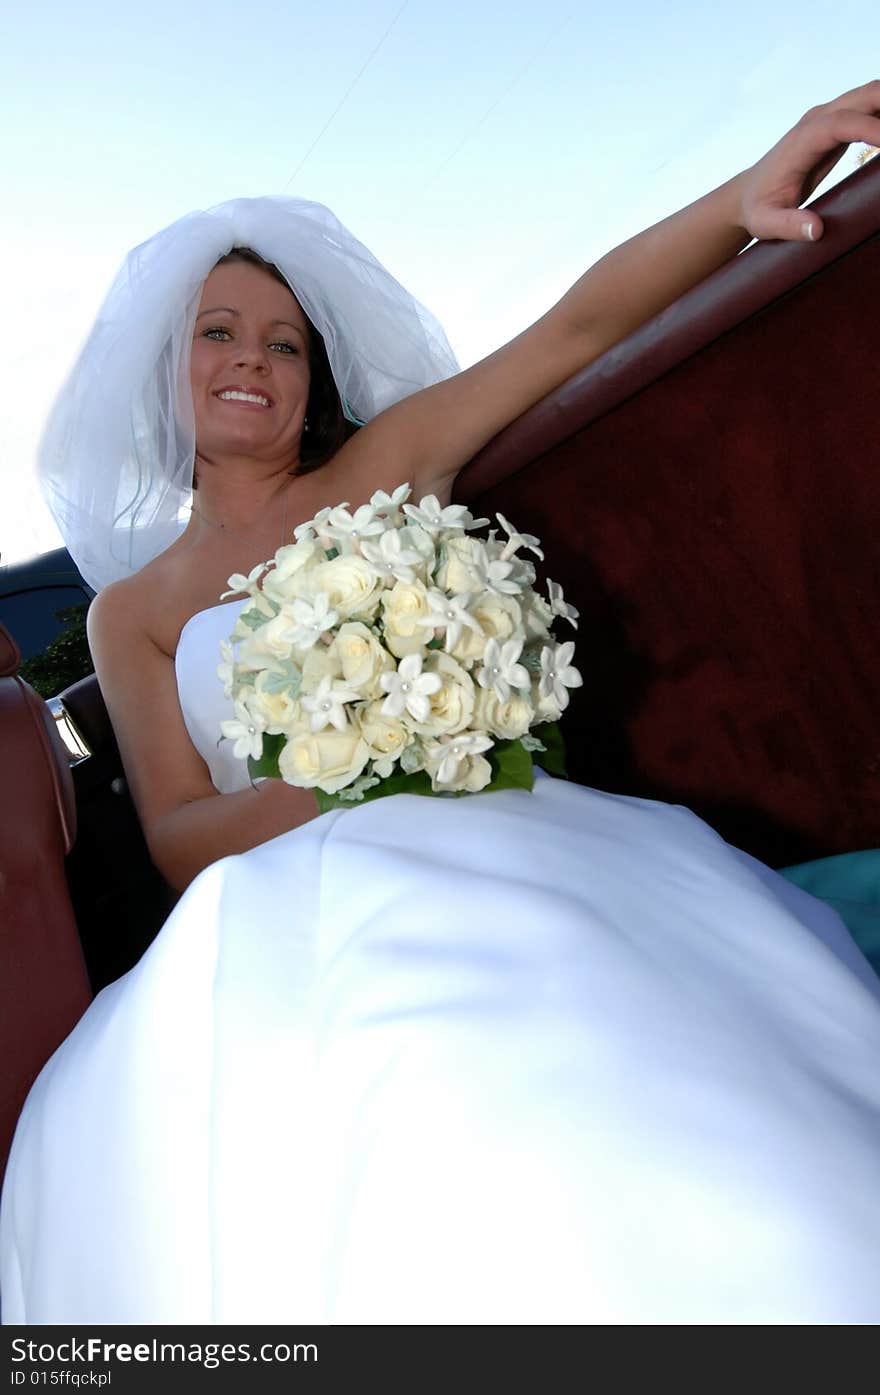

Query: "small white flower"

xmin=221 ymin=562 xmax=267 ymax=599
xmin=538 ymin=641 xmax=583 ymax=710
xmin=476 ymin=637 xmax=530 ymax=702
xmin=467 ymin=549 xmax=524 ymax=596
xmin=547 ymin=579 xmax=579 ymax=629
xmin=360 ymin=528 xmax=425 ymax=583
xmin=426 ymin=731 xmax=494 ymax=787
xmin=300 ymin=675 xmax=362 ymax=733
xmin=370 ymin=483 xmax=411 ymax=518
xmin=323 ymin=502 xmax=386 ymax=547
xmin=418 ymin=588 xmax=483 ymax=651
xmin=496 ymin=512 xmax=544 ymax=562
xmin=293 ymin=505 xmax=335 ymax=542
xmin=281 ymin=593 xmax=339 ymax=650
xmin=379 ymin=653 xmax=443 ymax=722
xmin=403 ymin=494 xmax=489 ymax=534
xmin=220 ymin=698 xmax=266 ymax=760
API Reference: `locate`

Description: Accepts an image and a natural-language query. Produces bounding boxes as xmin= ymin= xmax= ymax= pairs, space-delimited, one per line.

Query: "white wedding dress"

xmin=3 ymin=601 xmax=880 ymax=1325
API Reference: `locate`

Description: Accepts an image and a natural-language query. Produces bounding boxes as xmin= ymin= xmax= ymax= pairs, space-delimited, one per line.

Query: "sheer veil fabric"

xmin=38 ymin=197 xmax=459 ymax=592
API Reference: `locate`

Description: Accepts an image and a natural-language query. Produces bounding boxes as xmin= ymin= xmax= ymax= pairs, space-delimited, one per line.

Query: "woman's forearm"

xmin=556 ymin=173 xmax=749 ymax=357
xmin=150 ymin=778 xmax=320 ymax=893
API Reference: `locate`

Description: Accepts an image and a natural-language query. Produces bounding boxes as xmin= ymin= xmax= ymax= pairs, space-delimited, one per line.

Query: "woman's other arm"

xmin=88 ymin=585 xmax=319 ymax=893
xmin=346 ymin=81 xmax=880 ymax=499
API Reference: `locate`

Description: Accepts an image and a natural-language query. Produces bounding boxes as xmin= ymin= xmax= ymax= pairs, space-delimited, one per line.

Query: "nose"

xmin=232 ymin=338 xmax=270 ymax=372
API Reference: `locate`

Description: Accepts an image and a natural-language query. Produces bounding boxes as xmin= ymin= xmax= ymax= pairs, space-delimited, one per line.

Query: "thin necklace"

xmin=190 ymin=482 xmax=292 ymax=551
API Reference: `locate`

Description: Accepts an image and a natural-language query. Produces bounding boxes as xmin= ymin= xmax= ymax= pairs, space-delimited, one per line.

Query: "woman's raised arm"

xmin=87 ymin=583 xmax=319 ymax=893
xmin=347 ymin=80 xmax=880 ymax=501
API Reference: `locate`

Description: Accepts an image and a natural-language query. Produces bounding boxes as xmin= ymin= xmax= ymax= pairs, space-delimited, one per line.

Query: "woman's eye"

xmin=204 ymin=327 xmax=231 ymax=341
xmin=270 ymin=341 xmax=298 ymax=354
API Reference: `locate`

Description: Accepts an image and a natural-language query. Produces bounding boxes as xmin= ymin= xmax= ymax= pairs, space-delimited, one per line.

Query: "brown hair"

xmin=215 ymin=247 xmax=359 ymax=475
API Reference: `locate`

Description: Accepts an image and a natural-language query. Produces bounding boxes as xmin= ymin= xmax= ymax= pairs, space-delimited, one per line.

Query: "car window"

xmin=0 ymin=555 xmax=94 ymax=699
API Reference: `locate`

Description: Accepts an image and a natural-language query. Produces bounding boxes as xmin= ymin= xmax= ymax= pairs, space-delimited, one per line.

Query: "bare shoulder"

xmin=88 ymin=548 xmax=204 ymax=661
xmin=87 ymin=571 xmax=154 ymax=656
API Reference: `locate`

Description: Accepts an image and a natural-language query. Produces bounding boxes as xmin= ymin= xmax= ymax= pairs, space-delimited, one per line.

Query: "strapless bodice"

xmin=175 ymin=600 xmax=248 ymax=794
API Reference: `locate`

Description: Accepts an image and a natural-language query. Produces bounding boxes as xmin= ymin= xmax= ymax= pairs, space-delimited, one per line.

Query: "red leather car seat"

xmin=0 ymin=622 xmax=92 ymax=1186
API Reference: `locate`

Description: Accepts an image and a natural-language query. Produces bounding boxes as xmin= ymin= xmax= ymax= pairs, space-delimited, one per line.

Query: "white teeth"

xmin=218 ymin=390 xmax=270 ymax=406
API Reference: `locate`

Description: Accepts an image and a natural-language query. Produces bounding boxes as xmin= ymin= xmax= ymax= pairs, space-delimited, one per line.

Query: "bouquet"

xmin=218 ymin=485 xmax=581 ymax=811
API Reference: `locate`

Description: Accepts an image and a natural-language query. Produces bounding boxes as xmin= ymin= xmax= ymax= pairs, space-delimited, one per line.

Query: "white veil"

xmin=38 ymin=196 xmax=460 ymax=592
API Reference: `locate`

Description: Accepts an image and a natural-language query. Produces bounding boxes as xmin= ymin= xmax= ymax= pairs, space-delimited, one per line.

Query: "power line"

xmin=282 ymin=1 xmax=410 ymax=191
xmin=418 ymin=12 xmax=572 ymax=198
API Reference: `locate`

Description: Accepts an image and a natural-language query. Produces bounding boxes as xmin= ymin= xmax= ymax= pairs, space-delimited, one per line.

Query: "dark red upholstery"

xmin=0 ymin=623 xmax=92 ymax=1186
xmin=456 ymin=157 xmax=880 ymax=867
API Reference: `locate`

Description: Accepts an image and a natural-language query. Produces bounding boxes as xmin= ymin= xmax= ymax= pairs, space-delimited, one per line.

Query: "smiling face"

xmin=190 ymin=258 xmax=312 ymax=467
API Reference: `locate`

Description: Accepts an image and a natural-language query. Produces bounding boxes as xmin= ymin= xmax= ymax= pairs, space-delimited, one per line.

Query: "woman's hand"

xmin=738 ymin=79 xmax=880 ymax=243
xmin=334 ymin=80 xmax=880 ymax=507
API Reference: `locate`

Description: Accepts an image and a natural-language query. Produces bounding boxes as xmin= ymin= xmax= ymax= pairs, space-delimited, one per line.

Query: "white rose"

xmin=335 ymin=622 xmax=394 ymax=698
xmin=473 ymin=687 xmax=534 ymax=741
xmin=531 ymin=680 xmax=563 ymax=724
xmin=236 ymin=612 xmax=297 ymax=665
xmin=434 ymin=535 xmax=482 ymax=593
xmin=309 ymin=554 xmax=382 ymax=620
xmin=358 ymin=700 xmax=410 ymax=775
xmin=408 ymin=652 xmax=474 ymax=737
xmin=279 ymin=726 xmax=370 ymax=794
xmin=402 ymin=523 xmax=436 ymax=571
xmin=381 ymin=579 xmax=432 ymax=657
xmin=452 ymin=591 xmax=522 ymax=664
xmin=262 ymin=537 xmax=321 ymax=605
xmin=423 ymin=742 xmax=493 ymax=793
xmin=521 ymin=590 xmax=554 ymax=641
xmin=250 ymin=672 xmax=302 ymax=734
xmin=300 ymin=641 xmax=343 ymax=693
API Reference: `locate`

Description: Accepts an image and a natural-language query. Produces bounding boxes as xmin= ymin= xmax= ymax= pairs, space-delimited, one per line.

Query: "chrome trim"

xmin=46 ymin=696 xmax=91 ymax=763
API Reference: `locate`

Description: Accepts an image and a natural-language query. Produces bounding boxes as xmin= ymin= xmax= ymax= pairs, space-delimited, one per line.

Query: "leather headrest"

xmin=0 ymin=624 xmax=21 ymax=677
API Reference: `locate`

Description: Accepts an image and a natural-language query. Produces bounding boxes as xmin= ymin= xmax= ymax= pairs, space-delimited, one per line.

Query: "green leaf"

xmin=324 ymin=547 xmax=340 ymax=561
xmin=488 ymin=739 xmax=535 ymax=792
xmin=282 ymin=733 xmax=549 ymax=815
xmin=261 ymin=662 xmax=302 ymax=696
xmin=532 ymin=721 xmax=568 ymax=778
xmin=237 ymin=608 xmax=269 ymax=632
xmin=247 ymin=732 xmax=286 ymax=781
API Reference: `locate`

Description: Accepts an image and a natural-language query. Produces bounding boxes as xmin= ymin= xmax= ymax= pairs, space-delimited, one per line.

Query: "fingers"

xmin=808 ymin=107 xmax=880 ymax=153
xmin=749 ymin=207 xmax=825 ymax=243
xmin=809 ymin=78 xmax=880 ymax=116
xmin=742 ymin=81 xmax=879 ymax=244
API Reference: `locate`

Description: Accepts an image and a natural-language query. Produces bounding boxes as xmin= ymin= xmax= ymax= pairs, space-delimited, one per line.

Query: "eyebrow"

xmin=196 ymin=307 xmax=306 ymax=336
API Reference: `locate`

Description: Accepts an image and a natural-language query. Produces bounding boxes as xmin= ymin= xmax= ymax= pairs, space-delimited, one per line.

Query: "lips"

xmin=215 ymin=384 xmax=274 ymax=408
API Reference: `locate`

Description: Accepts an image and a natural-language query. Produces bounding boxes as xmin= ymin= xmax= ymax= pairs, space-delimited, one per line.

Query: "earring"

xmin=303 ymin=417 xmax=310 ymax=433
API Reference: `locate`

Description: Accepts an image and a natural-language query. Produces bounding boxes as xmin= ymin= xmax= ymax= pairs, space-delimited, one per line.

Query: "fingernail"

xmin=802 ymin=221 xmax=815 ymax=241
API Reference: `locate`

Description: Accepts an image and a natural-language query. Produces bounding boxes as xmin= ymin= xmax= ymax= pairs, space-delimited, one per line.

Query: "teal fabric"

xmin=780 ymin=850 xmax=880 ymax=979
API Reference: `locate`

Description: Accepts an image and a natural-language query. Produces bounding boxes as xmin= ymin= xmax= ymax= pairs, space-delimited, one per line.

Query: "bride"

xmin=3 ymin=83 xmax=880 ymax=1324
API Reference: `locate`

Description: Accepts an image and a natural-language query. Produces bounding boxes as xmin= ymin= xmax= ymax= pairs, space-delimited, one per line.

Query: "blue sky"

xmin=1 ymin=0 xmax=875 ymax=561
